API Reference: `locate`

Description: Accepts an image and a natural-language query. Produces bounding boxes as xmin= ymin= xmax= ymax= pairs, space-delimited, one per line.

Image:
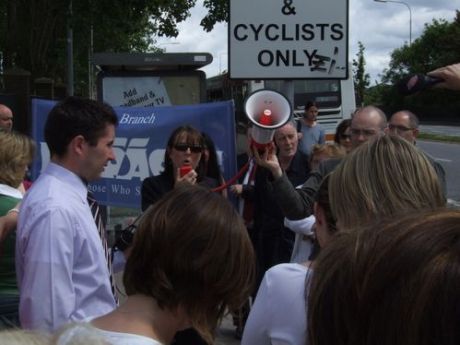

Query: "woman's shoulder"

xmin=97 ymin=329 xmax=161 ymax=345
xmin=264 ymin=263 xmax=311 ymax=289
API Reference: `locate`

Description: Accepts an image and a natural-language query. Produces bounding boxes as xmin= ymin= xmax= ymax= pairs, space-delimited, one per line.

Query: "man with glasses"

xmin=254 ymin=106 xmax=387 ymax=220
xmin=386 ymin=110 xmax=446 ymax=194
xmin=386 ymin=110 xmax=419 ymax=144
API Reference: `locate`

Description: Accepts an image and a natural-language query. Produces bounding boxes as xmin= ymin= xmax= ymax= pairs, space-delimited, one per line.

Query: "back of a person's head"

xmin=309 ymin=143 xmax=346 ymax=169
xmin=44 ymin=97 xmax=118 ymax=157
xmin=329 ymin=135 xmax=445 ymax=230
xmin=123 ymin=184 xmax=255 ymax=344
xmin=311 ymin=143 xmax=346 ymax=158
xmin=308 ymin=208 xmax=460 ymax=345
xmin=0 ymin=130 xmax=35 ymax=187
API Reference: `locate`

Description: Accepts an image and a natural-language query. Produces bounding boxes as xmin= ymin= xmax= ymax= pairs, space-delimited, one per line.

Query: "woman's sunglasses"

xmin=173 ymin=143 xmax=203 ymax=153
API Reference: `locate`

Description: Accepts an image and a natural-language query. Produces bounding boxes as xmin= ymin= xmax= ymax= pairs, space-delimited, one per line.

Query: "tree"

xmin=377 ymin=11 xmax=460 ymax=118
xmin=352 ymin=41 xmax=370 ymax=106
xmin=201 ymin=0 xmax=228 ymax=31
xmin=1 ymin=0 xmax=230 ymax=96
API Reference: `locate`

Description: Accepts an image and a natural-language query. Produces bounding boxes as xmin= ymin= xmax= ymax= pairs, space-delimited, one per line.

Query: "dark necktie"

xmin=87 ymin=191 xmax=118 ymax=303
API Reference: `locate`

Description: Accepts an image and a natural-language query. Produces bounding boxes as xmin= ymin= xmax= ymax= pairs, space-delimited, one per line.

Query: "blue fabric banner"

xmin=31 ymin=98 xmax=237 ymax=208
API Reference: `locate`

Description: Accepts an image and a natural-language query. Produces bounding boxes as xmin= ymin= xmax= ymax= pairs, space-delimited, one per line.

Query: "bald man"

xmin=0 ymin=105 xmax=13 ymax=131
xmin=387 ymin=110 xmax=446 ymax=195
xmin=386 ymin=110 xmax=419 ymax=144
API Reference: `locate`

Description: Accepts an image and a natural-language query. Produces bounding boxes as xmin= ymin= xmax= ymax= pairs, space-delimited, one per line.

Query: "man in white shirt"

xmin=16 ymin=97 xmax=118 ymax=331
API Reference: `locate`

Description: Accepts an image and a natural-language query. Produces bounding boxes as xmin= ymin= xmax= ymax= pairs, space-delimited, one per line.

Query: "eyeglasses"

xmin=340 ymin=134 xmax=351 ymax=140
xmin=173 ymin=143 xmax=203 ymax=153
xmin=350 ymin=128 xmax=379 ymax=138
xmin=388 ymin=124 xmax=414 ymax=132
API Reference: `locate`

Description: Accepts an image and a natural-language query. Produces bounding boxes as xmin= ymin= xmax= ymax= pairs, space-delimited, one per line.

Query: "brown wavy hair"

xmin=308 ymin=208 xmax=460 ymax=345
xmin=124 ymin=184 xmax=255 ymax=344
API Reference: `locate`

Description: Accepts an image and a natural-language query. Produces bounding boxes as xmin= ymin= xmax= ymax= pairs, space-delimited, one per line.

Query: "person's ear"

xmin=413 ymin=128 xmax=419 ymax=138
xmin=314 ymin=202 xmax=330 ymax=248
xmin=297 ymin=132 xmax=303 ymax=140
xmin=70 ymin=135 xmax=86 ymax=157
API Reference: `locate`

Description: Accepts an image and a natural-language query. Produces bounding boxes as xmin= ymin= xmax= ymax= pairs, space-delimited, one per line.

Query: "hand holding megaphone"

xmin=244 ymin=89 xmax=292 ymax=149
xmin=427 ymin=63 xmax=460 ymax=91
xmin=251 ymin=141 xmax=284 ymax=179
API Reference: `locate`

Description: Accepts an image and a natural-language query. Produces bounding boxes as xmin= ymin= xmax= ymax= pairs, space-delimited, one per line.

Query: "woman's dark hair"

xmin=305 ymin=101 xmax=317 ymax=110
xmin=334 ymin=119 xmax=352 ymax=144
xmin=163 ymin=125 xmax=204 ymax=177
xmin=308 ymin=208 xmax=460 ymax=345
xmin=201 ymin=132 xmax=223 ymax=182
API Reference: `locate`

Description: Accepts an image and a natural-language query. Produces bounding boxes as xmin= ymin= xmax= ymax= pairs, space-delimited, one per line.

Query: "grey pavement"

xmin=216 ymin=314 xmax=241 ymax=345
xmin=419 ymin=124 xmax=460 ymax=136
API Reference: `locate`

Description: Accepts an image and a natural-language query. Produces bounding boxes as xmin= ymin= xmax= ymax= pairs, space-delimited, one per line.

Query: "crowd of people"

xmin=0 ymin=62 xmax=459 ymax=345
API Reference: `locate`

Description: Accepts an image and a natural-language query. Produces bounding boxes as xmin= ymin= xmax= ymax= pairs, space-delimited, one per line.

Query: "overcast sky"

xmin=156 ymin=0 xmax=460 ymax=83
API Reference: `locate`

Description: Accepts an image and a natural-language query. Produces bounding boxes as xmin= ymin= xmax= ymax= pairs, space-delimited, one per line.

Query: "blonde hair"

xmin=0 ymin=131 xmax=35 ymax=187
xmin=329 ymin=135 xmax=445 ymax=230
xmin=0 ymin=329 xmax=49 ymax=345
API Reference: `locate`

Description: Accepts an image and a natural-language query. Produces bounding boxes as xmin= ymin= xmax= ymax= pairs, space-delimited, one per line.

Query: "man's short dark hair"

xmin=44 ymin=97 xmax=118 ymax=157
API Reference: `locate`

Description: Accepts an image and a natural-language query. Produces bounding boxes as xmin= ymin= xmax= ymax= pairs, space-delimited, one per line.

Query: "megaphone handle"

xmin=211 ymin=159 xmax=251 ymax=193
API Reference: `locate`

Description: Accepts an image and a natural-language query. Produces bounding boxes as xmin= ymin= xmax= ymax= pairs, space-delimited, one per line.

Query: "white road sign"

xmin=229 ymin=0 xmax=349 ymax=79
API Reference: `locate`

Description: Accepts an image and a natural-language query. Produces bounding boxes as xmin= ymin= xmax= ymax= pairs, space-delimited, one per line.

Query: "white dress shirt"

xmin=16 ymin=163 xmax=116 ymax=332
xmin=242 ymin=263 xmax=311 ymax=345
xmin=284 ymin=215 xmax=316 ymax=263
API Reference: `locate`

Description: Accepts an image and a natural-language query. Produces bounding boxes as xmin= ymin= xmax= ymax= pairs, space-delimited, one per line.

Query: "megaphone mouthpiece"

xmin=259 ymin=109 xmax=273 ymax=126
xmin=244 ymin=89 xmax=292 ymax=147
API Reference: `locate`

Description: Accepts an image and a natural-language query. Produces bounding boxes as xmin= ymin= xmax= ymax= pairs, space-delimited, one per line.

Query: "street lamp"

xmin=219 ymin=52 xmax=228 ymax=74
xmin=374 ymin=0 xmax=412 ymax=46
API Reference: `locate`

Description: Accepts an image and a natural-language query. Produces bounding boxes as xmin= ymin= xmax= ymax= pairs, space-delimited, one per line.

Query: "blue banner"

xmin=31 ymin=98 xmax=237 ymax=209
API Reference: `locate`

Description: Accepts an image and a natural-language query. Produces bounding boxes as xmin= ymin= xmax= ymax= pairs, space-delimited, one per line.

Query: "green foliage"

xmin=201 ymin=0 xmax=228 ymax=32
xmin=352 ymin=41 xmax=370 ymax=106
xmin=378 ymin=11 xmax=460 ymax=118
xmin=0 ymin=0 xmax=219 ymax=96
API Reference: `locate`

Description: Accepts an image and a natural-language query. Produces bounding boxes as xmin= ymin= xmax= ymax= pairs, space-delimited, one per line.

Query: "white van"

xmin=263 ymin=77 xmax=356 ymax=141
xmin=207 ymin=72 xmax=356 ymax=141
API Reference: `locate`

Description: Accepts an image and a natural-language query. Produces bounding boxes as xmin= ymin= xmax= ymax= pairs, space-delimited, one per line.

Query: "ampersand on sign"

xmin=281 ymin=0 xmax=296 ymax=15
